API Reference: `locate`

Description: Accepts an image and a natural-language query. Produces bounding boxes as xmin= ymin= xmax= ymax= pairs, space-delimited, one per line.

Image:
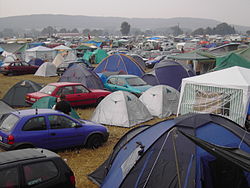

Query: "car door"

xmin=20 ymin=116 xmax=49 ymax=148
xmin=56 ymin=86 xmax=76 ymax=106
xmin=73 ymin=85 xmax=96 ymax=106
xmin=47 ymin=115 xmax=84 ymax=150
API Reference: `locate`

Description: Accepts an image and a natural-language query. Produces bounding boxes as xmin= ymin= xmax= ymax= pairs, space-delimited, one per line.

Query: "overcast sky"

xmin=0 ymin=0 xmax=249 ymax=26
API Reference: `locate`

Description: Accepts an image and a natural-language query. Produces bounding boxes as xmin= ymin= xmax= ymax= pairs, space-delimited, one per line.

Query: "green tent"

xmin=238 ymin=47 xmax=250 ymax=62
xmin=92 ymin=49 xmax=108 ymax=64
xmin=32 ymin=96 xmax=80 ymax=119
xmin=83 ymin=50 xmax=93 ymax=62
xmin=214 ymin=53 xmax=250 ymax=71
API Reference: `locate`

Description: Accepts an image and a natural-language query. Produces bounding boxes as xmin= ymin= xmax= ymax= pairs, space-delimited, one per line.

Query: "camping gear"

xmin=89 ymin=113 xmax=250 ymax=188
xmin=32 ymin=96 xmax=80 ymax=119
xmin=2 ymin=80 xmax=42 ymax=107
xmin=34 ymin=62 xmax=57 ymax=77
xmin=142 ymin=59 xmax=195 ymax=91
xmin=178 ymin=66 xmax=250 ymax=126
xmin=94 ymin=54 xmax=145 ymax=77
xmin=91 ymin=91 xmax=153 ymax=127
xmin=59 ymin=63 xmax=104 ymax=89
xmin=139 ymin=85 xmax=180 ymax=118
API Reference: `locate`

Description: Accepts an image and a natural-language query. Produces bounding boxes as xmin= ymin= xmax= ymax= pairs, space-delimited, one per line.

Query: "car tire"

xmin=86 ymin=134 xmax=103 ymax=149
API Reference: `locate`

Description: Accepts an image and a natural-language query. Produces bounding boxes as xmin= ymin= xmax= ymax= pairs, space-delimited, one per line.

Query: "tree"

xmin=246 ymin=30 xmax=250 ymax=35
xmin=120 ymin=21 xmax=130 ymax=36
xmin=59 ymin=28 xmax=67 ymax=33
xmin=213 ymin=23 xmax=235 ymax=35
xmin=71 ymin=28 xmax=79 ymax=33
xmin=41 ymin=26 xmax=57 ymax=36
xmin=192 ymin=28 xmax=204 ymax=35
xmin=170 ymin=25 xmax=183 ymax=36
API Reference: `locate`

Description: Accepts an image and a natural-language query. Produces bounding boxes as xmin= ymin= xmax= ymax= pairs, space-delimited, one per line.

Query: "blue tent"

xmin=94 ymin=54 xmax=145 ymax=77
xmin=59 ymin=63 xmax=104 ymax=89
xmin=28 ymin=58 xmax=44 ymax=66
xmin=89 ymin=113 xmax=250 ymax=188
xmin=142 ymin=59 xmax=195 ymax=90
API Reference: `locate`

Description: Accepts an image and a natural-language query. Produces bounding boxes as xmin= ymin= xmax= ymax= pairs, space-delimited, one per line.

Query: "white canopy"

xmin=53 ymin=45 xmax=72 ymax=50
xmin=178 ymin=66 xmax=250 ymax=126
xmin=26 ymin=46 xmax=54 ymax=52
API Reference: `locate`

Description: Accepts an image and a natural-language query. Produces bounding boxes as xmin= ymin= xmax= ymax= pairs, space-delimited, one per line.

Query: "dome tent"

xmin=91 ymin=91 xmax=153 ymax=127
xmin=139 ymin=85 xmax=180 ymax=118
xmin=94 ymin=54 xmax=145 ymax=77
xmin=142 ymin=59 xmax=195 ymax=91
xmin=89 ymin=113 xmax=250 ymax=188
xmin=59 ymin=63 xmax=104 ymax=89
xmin=34 ymin=62 xmax=57 ymax=77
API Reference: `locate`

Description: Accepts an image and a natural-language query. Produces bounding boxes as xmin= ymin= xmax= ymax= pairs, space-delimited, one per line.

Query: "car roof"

xmin=47 ymin=82 xmax=83 ymax=87
xmin=12 ymin=109 xmax=64 ymax=118
xmin=108 ymin=75 xmax=138 ymax=79
xmin=0 ymin=148 xmax=59 ymax=165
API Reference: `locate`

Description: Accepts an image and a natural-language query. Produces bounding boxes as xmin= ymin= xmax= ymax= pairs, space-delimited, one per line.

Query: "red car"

xmin=0 ymin=61 xmax=39 ymax=75
xmin=26 ymin=82 xmax=111 ymax=107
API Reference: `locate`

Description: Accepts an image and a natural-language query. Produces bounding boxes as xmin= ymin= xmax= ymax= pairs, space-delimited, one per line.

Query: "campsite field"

xmin=0 ymin=74 xmax=170 ymax=188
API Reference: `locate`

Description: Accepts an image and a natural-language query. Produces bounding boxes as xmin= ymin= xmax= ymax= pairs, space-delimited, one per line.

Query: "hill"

xmin=0 ymin=14 xmax=249 ymax=33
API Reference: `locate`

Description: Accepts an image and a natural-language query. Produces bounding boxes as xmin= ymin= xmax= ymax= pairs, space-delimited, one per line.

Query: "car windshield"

xmin=39 ymin=85 xmax=56 ymax=95
xmin=0 ymin=114 xmax=19 ymax=132
xmin=126 ymin=77 xmax=147 ymax=86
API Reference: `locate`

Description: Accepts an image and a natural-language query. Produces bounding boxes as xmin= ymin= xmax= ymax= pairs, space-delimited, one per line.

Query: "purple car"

xmin=0 ymin=109 xmax=109 ymax=150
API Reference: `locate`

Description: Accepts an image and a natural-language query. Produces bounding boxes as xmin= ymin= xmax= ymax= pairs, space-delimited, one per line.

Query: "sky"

xmin=0 ymin=0 xmax=249 ymax=27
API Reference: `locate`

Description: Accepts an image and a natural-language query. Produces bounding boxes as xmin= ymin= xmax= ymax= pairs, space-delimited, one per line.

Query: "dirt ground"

xmin=0 ymin=74 xmax=170 ymax=188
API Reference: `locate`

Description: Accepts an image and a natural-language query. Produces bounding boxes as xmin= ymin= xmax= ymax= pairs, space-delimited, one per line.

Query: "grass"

xmin=0 ymin=74 xmax=171 ymax=188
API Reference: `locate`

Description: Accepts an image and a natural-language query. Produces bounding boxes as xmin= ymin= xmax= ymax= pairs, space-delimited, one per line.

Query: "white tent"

xmin=64 ymin=51 xmax=77 ymax=62
xmin=139 ymin=85 xmax=180 ymax=118
xmin=91 ymin=91 xmax=153 ymax=127
xmin=34 ymin=62 xmax=57 ymax=77
xmin=25 ymin=46 xmax=55 ymax=62
xmin=178 ymin=66 xmax=250 ymax=126
xmin=52 ymin=54 xmax=64 ymax=67
xmin=53 ymin=45 xmax=72 ymax=51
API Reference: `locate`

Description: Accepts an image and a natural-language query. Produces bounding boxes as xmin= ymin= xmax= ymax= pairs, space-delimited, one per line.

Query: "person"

xmin=54 ymin=94 xmax=71 ymax=115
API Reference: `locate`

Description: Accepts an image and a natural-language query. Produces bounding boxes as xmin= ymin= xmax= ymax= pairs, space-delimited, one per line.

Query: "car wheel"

xmin=86 ymin=134 xmax=103 ymax=149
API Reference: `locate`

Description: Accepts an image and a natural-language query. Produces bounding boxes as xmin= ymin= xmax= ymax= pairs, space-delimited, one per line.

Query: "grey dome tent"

xmin=2 ymin=80 xmax=42 ymax=107
xmin=139 ymin=85 xmax=180 ymax=118
xmin=89 ymin=113 xmax=250 ymax=188
xmin=59 ymin=63 xmax=104 ymax=89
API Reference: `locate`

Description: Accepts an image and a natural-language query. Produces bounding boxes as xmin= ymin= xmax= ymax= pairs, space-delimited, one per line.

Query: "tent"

xmin=129 ymin=54 xmax=146 ymax=70
xmin=91 ymin=91 xmax=153 ymax=127
xmin=0 ymin=100 xmax=15 ymax=119
xmin=34 ymin=62 xmax=57 ymax=77
xmin=142 ymin=59 xmax=195 ymax=91
xmin=52 ymin=54 xmax=64 ymax=67
xmin=2 ymin=80 xmax=42 ymax=107
xmin=53 ymin=45 xmax=72 ymax=51
xmin=214 ymin=53 xmax=250 ymax=71
xmin=25 ymin=46 xmax=55 ymax=62
xmin=27 ymin=58 xmax=44 ymax=66
xmin=88 ymin=113 xmax=250 ymax=188
xmin=64 ymin=51 xmax=77 ymax=62
xmin=178 ymin=66 xmax=250 ymax=126
xmin=139 ymin=85 xmax=180 ymax=118
xmin=59 ymin=63 xmax=104 ymax=89
xmin=32 ymin=96 xmax=80 ymax=119
xmin=92 ymin=49 xmax=108 ymax=64
xmin=94 ymin=54 xmax=145 ymax=77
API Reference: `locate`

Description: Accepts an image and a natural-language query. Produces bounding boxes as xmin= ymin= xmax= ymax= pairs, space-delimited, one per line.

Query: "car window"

xmin=23 ymin=161 xmax=58 ymax=187
xmin=0 ymin=114 xmax=19 ymax=132
xmin=126 ymin=77 xmax=147 ymax=86
xmin=48 ymin=115 xmax=77 ymax=129
xmin=21 ymin=62 xmax=29 ymax=66
xmin=0 ymin=167 xmax=19 ymax=188
xmin=22 ymin=116 xmax=46 ymax=131
xmin=74 ymin=85 xmax=89 ymax=94
xmin=107 ymin=78 xmax=117 ymax=84
xmin=59 ymin=86 xmax=74 ymax=95
xmin=117 ymin=78 xmax=126 ymax=86
xmin=39 ymin=85 xmax=56 ymax=95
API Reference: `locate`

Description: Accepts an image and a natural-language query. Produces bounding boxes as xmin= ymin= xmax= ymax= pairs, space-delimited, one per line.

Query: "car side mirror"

xmin=73 ymin=123 xmax=82 ymax=128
